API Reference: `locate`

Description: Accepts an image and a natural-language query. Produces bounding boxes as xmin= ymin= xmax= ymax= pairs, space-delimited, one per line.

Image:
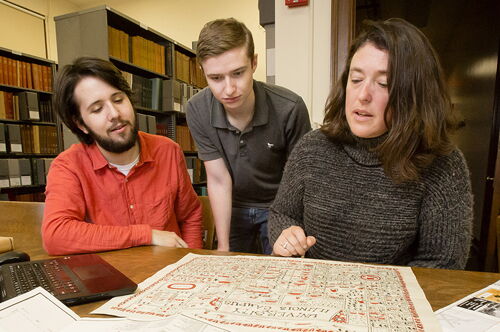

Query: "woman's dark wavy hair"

xmin=53 ymin=57 xmax=133 ymax=145
xmin=321 ymin=18 xmax=457 ymax=183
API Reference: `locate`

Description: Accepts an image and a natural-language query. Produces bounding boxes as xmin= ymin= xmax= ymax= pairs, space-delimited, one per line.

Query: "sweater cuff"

xmin=130 ymin=224 xmax=152 ymax=246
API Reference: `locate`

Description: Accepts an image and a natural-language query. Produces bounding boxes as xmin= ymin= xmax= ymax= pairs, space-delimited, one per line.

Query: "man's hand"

xmin=151 ymin=230 xmax=188 ymax=248
xmin=272 ymin=226 xmax=316 ymax=257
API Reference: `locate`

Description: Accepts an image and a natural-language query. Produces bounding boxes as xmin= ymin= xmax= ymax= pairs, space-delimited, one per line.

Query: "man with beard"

xmin=42 ymin=57 xmax=202 ymax=255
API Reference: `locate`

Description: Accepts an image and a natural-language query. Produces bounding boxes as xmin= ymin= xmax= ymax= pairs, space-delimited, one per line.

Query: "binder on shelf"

xmin=185 ymin=156 xmax=194 ymax=183
xmin=174 ymin=50 xmax=190 ymax=84
xmin=175 ymin=125 xmax=193 ymax=151
xmin=165 ymin=43 xmax=174 ymax=78
xmin=0 ymin=159 xmax=8 ymax=188
xmin=34 ymin=158 xmax=54 ymax=185
xmin=129 ymin=74 xmax=153 ymax=109
xmin=165 ymin=113 xmax=176 ymax=141
xmin=7 ymin=159 xmax=21 ymax=187
xmin=173 ymin=80 xmax=182 ymax=112
xmin=0 ymin=93 xmax=5 ymax=119
xmin=161 ymin=79 xmax=174 ymax=112
xmin=34 ymin=159 xmax=45 ymax=185
xmin=31 ymin=63 xmax=41 ymax=91
xmin=7 ymin=124 xmax=22 ymax=153
xmin=181 ymin=83 xmax=188 ymax=112
xmin=146 ymin=115 xmax=156 ymax=135
xmin=39 ymin=99 xmax=54 ymax=122
xmin=2 ymin=92 xmax=15 ymax=120
xmin=151 ymin=78 xmax=162 ymax=111
xmin=18 ymin=158 xmax=32 ymax=186
xmin=26 ymin=62 xmax=33 ymax=89
xmin=0 ymin=123 xmax=6 ymax=153
xmin=20 ymin=125 xmax=33 ymax=153
xmin=12 ymin=94 xmax=19 ymax=120
xmin=18 ymin=91 xmax=40 ymax=120
xmin=184 ymin=156 xmax=204 ymax=184
xmin=44 ymin=158 xmax=53 ymax=172
xmin=137 ymin=113 xmax=148 ymax=132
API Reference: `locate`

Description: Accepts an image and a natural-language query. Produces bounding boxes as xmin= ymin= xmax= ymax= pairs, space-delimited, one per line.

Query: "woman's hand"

xmin=272 ymin=226 xmax=316 ymax=257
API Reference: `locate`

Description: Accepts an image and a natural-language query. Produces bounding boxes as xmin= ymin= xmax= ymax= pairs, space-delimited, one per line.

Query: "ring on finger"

xmin=282 ymin=241 xmax=288 ymax=249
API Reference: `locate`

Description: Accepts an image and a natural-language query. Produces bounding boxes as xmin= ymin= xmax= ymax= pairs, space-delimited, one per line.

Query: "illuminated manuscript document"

xmin=94 ymin=254 xmax=441 ymax=331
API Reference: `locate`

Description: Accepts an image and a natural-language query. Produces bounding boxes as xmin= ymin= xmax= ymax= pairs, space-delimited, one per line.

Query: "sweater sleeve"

xmin=409 ymin=150 xmax=473 ymax=269
xmin=42 ymin=158 xmax=152 ymax=255
xmin=173 ymin=147 xmax=203 ymax=249
xmin=268 ymin=135 xmax=309 ymax=246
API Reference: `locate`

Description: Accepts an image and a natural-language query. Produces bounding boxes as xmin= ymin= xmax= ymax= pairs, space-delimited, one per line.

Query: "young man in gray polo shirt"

xmin=186 ymin=18 xmax=311 ymax=254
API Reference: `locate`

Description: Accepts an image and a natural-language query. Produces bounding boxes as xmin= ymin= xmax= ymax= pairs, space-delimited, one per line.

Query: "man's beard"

xmin=85 ymin=119 xmax=139 ymax=154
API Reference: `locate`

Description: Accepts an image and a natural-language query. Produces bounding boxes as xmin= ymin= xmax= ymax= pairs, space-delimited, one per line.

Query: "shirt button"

xmin=240 ymin=140 xmax=244 ymax=144
xmin=129 ymin=204 xmax=134 ymax=209
xmin=235 ymin=130 xmax=240 ymax=134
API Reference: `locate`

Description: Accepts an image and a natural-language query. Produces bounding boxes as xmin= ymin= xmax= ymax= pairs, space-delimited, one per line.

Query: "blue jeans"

xmin=229 ymin=207 xmax=272 ymax=254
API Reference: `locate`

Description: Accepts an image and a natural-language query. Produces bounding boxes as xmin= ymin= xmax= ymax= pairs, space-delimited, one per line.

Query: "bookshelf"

xmin=0 ymin=47 xmax=60 ymax=201
xmin=54 ymin=6 xmax=207 ymax=190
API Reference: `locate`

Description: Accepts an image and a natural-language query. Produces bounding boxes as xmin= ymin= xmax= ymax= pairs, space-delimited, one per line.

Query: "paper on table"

xmin=435 ymin=280 xmax=500 ymax=332
xmin=0 ymin=286 xmax=227 ymax=332
xmin=61 ymin=314 xmax=229 ymax=332
xmin=94 ymin=253 xmax=442 ymax=331
xmin=0 ymin=287 xmax=79 ymax=332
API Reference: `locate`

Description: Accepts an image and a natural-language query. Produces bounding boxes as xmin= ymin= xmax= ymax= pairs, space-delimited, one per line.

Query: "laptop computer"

xmin=0 ymin=254 xmax=137 ymax=306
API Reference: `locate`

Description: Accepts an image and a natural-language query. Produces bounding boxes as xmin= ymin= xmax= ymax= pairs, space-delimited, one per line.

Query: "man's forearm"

xmin=207 ymin=181 xmax=232 ymax=251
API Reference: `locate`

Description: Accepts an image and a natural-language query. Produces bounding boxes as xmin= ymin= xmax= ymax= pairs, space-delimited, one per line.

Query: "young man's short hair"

xmin=53 ymin=57 xmax=133 ymax=144
xmin=196 ymin=18 xmax=254 ymax=63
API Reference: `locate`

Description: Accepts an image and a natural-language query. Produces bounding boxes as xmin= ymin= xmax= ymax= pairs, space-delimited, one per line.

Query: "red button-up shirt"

xmin=42 ymin=132 xmax=202 ymax=255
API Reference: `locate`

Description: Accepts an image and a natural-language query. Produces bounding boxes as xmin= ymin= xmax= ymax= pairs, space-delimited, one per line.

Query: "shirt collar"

xmin=210 ymin=80 xmax=269 ymax=129
xmin=86 ymin=131 xmax=153 ymax=171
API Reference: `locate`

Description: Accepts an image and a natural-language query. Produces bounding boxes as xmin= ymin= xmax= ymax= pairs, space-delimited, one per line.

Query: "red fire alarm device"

xmin=285 ymin=0 xmax=308 ymax=8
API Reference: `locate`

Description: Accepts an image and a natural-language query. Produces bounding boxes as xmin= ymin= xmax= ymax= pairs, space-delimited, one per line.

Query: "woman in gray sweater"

xmin=268 ymin=18 xmax=473 ymax=269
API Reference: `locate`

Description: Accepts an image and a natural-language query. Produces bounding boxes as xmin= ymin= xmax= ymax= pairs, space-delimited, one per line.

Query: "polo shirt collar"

xmin=210 ymin=80 xmax=269 ymax=129
xmin=86 ymin=131 xmax=153 ymax=171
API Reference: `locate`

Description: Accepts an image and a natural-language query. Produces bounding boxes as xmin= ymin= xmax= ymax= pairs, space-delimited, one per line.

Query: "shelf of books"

xmin=0 ymin=47 xmax=59 ymax=201
xmin=55 ymin=5 xmax=207 ymax=193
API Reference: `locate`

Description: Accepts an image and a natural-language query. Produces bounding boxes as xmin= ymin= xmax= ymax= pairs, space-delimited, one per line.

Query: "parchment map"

xmin=94 ymin=254 xmax=441 ymax=332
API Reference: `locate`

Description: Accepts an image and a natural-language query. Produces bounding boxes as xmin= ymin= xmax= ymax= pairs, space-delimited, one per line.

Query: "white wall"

xmin=5 ymin=0 xmax=266 ymax=81
xmin=275 ymin=1 xmax=331 ymax=127
xmin=2 ymin=0 xmax=79 ymax=60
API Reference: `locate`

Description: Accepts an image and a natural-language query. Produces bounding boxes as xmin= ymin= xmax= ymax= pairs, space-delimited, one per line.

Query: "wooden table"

xmin=21 ymin=245 xmax=500 ymax=316
xmin=2 ymin=201 xmax=497 ymax=318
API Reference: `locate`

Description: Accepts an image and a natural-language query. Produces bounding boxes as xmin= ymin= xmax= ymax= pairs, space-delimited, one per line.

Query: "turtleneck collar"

xmin=342 ymin=133 xmax=386 ymax=167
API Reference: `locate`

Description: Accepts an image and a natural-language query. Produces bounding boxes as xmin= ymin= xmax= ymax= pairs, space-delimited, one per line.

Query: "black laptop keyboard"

xmin=8 ymin=260 xmax=81 ymax=296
